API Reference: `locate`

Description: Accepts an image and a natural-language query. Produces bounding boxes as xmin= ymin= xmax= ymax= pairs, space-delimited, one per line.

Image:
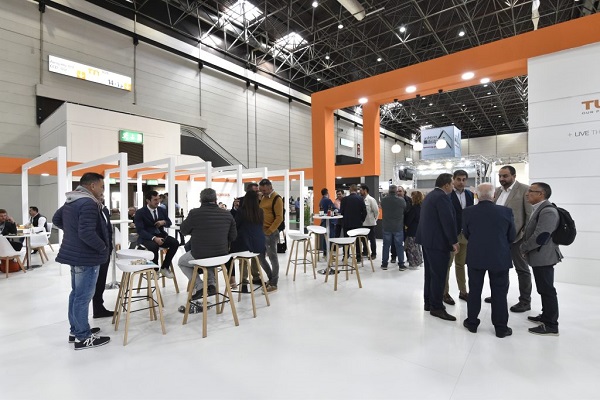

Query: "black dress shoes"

xmin=510 ymin=302 xmax=531 ymax=313
xmin=430 ymin=309 xmax=456 ymax=321
xmin=463 ymin=319 xmax=477 ymax=333
xmin=527 ymin=314 xmax=543 ymax=322
xmin=496 ymin=327 xmax=513 ymax=338
xmin=484 ymin=296 xmax=492 ymax=303
xmin=459 ymin=292 xmax=468 ymax=301
xmin=443 ymin=294 xmax=456 ymax=306
xmin=424 ymin=303 xmax=430 ymax=311
xmin=93 ymin=309 xmax=114 ymax=319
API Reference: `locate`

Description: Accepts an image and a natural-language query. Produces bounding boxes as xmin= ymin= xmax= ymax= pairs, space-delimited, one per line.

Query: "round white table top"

xmin=312 ymin=214 xmax=343 ymax=220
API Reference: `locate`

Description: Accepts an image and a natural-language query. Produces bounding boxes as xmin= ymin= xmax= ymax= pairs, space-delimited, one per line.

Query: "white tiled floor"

xmin=1 ymin=243 xmax=599 ymax=400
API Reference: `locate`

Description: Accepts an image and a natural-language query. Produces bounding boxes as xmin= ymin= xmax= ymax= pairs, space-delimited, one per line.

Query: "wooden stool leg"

xmin=364 ymin=236 xmax=375 ymax=272
xmin=136 ymin=274 xmax=143 ymax=293
xmin=246 ymin=261 xmax=257 ymax=318
xmin=170 ymin=263 xmax=180 ymax=293
xmin=113 ymin=272 xmax=127 ymax=325
xmin=254 ymin=256 xmax=270 ymax=306
xmin=334 ymin=245 xmax=340 ymax=291
xmin=123 ymin=271 xmax=136 ymax=345
xmin=306 ymin=240 xmax=316 ymax=279
xmin=221 ymin=265 xmax=239 ymax=327
xmin=293 ymin=239 xmax=301 ymax=281
xmin=285 ymin=240 xmax=294 ymax=277
xmin=215 ymin=268 xmax=222 ymax=314
xmin=147 ymin=271 xmax=156 ymax=321
xmin=182 ymin=267 xmax=199 ymax=325
xmin=151 ymin=270 xmax=167 ymax=335
xmin=201 ymin=267 xmax=209 ymax=338
xmin=352 ymin=244 xmax=363 ymax=288
xmin=160 ymin=250 xmax=166 ymax=289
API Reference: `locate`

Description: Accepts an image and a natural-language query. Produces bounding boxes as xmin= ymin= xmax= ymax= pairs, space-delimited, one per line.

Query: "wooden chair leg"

xmin=113 ymin=272 xmax=127 ymax=325
xmin=123 ymin=271 xmax=136 ymax=345
xmin=147 ymin=271 xmax=156 ymax=321
xmin=352 ymin=244 xmax=362 ymax=288
xmin=151 ymin=270 xmax=166 ymax=335
xmin=201 ymin=267 xmax=209 ymax=338
xmin=170 ymin=263 xmax=180 ymax=293
xmin=254 ymin=256 xmax=270 ymax=306
xmin=285 ymin=240 xmax=294 ymax=277
xmin=221 ymin=265 xmax=239 ymax=327
xmin=4 ymin=259 xmax=8 ymax=279
xmin=182 ymin=267 xmax=199 ymax=325
xmin=246 ymin=261 xmax=257 ymax=318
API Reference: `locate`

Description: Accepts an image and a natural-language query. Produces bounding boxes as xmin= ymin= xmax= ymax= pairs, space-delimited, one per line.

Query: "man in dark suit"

xmin=444 ymin=170 xmax=474 ymax=305
xmin=416 ymin=174 xmax=459 ymax=321
xmin=462 ymin=183 xmax=516 ymax=338
xmin=0 ymin=209 xmax=23 ymax=251
xmin=92 ymin=198 xmax=114 ymax=318
xmin=134 ymin=190 xmax=179 ymax=278
xmin=340 ymin=184 xmax=367 ymax=261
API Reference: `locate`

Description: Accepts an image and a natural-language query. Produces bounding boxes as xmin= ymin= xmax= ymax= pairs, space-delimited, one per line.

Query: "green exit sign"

xmin=146 ymin=179 xmax=158 ymax=185
xmin=119 ymin=130 xmax=143 ymax=144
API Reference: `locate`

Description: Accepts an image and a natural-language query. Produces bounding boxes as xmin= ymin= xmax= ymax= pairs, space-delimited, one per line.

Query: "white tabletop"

xmin=312 ymin=214 xmax=343 ymax=220
xmin=110 ymin=219 xmax=131 ymax=224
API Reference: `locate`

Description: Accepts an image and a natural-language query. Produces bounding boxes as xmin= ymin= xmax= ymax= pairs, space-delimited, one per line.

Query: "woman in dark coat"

xmin=404 ymin=190 xmax=424 ymax=269
xmin=228 ymin=190 xmax=265 ymax=291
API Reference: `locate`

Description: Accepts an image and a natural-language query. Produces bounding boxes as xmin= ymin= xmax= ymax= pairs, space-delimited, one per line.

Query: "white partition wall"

xmin=528 ymin=42 xmax=600 ymax=286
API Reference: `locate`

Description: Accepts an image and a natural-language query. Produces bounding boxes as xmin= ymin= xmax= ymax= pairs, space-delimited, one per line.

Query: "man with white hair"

xmin=462 ymin=183 xmax=516 ymax=338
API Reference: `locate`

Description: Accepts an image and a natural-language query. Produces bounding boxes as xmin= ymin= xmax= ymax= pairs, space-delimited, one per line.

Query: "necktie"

xmin=153 ymin=209 xmax=158 ymax=221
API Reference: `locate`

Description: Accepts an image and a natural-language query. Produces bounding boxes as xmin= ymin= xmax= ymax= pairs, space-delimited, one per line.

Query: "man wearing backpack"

xmin=258 ymin=179 xmax=284 ymax=293
xmin=520 ymin=182 xmax=563 ymax=336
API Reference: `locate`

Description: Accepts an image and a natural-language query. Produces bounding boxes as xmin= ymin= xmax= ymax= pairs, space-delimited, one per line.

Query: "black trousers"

xmin=361 ymin=226 xmax=377 ymax=256
xmin=141 ymin=234 xmax=179 ymax=269
xmin=92 ymin=259 xmax=110 ymax=313
xmin=423 ymin=247 xmax=450 ymax=311
xmin=465 ymin=267 xmax=509 ymax=335
xmin=532 ymin=265 xmax=559 ymax=330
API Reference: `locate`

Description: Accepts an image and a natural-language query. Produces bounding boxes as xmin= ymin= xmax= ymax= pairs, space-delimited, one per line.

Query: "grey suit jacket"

xmin=494 ymin=181 xmax=532 ymax=242
xmin=520 ymin=200 xmax=563 ymax=267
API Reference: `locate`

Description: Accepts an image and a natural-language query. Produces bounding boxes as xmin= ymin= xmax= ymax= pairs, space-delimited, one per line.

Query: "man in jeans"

xmin=258 ymin=179 xmax=284 ymax=293
xmin=53 ymin=172 xmax=111 ymax=350
xmin=380 ymin=185 xmax=407 ymax=270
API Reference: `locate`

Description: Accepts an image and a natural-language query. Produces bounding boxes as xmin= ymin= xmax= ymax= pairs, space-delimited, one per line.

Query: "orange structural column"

xmin=361 ymin=102 xmax=381 ymax=177
xmin=311 ymin=99 xmax=336 ymax=212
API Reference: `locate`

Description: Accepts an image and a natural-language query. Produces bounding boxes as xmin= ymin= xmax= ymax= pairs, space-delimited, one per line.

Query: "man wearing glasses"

xmin=487 ymin=165 xmax=533 ymax=312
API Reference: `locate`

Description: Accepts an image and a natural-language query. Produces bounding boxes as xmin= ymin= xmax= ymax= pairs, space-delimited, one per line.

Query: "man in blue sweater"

xmin=53 ymin=173 xmax=111 ymax=350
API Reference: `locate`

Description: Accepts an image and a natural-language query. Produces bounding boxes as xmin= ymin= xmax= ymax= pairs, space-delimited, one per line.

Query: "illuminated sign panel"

xmin=119 ymin=130 xmax=143 ymax=144
xmin=48 ymin=55 xmax=132 ymax=91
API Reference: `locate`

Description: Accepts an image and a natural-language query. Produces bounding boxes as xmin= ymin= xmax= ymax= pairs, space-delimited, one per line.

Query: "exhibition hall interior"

xmin=1 ymin=0 xmax=599 ymax=399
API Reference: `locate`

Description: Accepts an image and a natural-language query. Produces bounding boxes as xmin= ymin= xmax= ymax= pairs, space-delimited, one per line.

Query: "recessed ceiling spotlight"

xmin=458 ymin=30 xmax=465 ymax=37
xmin=377 ymin=57 xmax=382 ymax=62
xmin=41 ymin=173 xmax=50 ymax=177
xmin=462 ymin=104 xmax=466 ymax=107
xmin=325 ymin=54 xmax=330 ymax=60
xmin=317 ymin=77 xmax=321 ymax=81
xmin=338 ymin=23 xmax=344 ymax=29
xmin=493 ymin=105 xmax=497 ymax=108
xmin=399 ymin=26 xmax=406 ymax=33
xmin=498 ymin=115 xmax=502 ymax=117
xmin=406 ymin=85 xmax=416 ymax=93
xmin=483 ymin=84 xmax=488 ymax=87
xmin=461 ymin=71 xmax=475 ymax=80
xmin=487 ymin=92 xmax=491 ymax=95
xmin=358 ymin=97 xmax=368 ymax=104
xmin=312 ymin=1 xmax=318 ymax=8
xmin=480 ymin=77 xmax=490 ymax=84
xmin=429 ymin=103 xmax=433 ymax=106
xmin=421 ymin=96 xmax=426 ymax=99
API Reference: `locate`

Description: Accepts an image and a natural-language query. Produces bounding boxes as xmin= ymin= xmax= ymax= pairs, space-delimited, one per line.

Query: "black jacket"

xmin=340 ymin=193 xmax=367 ymax=230
xmin=180 ymin=203 xmax=237 ymax=259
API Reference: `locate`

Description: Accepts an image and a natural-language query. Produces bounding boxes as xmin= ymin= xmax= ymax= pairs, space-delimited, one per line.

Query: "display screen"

xmin=49 ymin=55 xmax=132 ymax=91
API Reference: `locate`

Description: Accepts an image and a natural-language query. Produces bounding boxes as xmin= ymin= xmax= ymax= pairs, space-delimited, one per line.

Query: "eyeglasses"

xmin=527 ymin=189 xmax=542 ymax=193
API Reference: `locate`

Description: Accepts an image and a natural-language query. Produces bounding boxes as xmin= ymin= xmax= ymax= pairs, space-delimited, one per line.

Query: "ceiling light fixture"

xmin=377 ymin=57 xmax=382 ymax=62
xmin=429 ymin=103 xmax=433 ymax=106
xmin=358 ymin=97 xmax=368 ymax=104
xmin=458 ymin=30 xmax=465 ymax=37
xmin=325 ymin=54 xmax=330 ymax=60
xmin=41 ymin=173 xmax=50 ymax=177
xmin=406 ymin=85 xmax=416 ymax=93
xmin=317 ymin=77 xmax=321 ymax=81
xmin=312 ymin=1 xmax=318 ymax=7
xmin=338 ymin=23 xmax=344 ymax=29
xmin=399 ymin=26 xmax=406 ymax=33
xmin=413 ymin=142 xmax=423 ymax=151
xmin=436 ymin=139 xmax=448 ymax=149
xmin=391 ymin=142 xmax=402 ymax=154
xmin=480 ymin=77 xmax=490 ymax=84
xmin=461 ymin=71 xmax=475 ymax=80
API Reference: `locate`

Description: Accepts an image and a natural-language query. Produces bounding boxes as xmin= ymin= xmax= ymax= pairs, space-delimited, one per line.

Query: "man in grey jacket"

xmin=360 ymin=185 xmax=379 ymax=260
xmin=520 ymin=182 xmax=562 ymax=336
xmin=380 ymin=185 xmax=406 ymax=270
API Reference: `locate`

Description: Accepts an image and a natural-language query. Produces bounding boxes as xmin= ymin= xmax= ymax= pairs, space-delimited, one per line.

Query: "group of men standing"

xmin=417 ymin=166 xmax=563 ymax=337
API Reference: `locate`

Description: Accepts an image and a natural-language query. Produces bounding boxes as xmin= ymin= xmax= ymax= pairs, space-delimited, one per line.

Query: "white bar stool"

xmin=326 ymin=237 xmax=363 ymax=291
xmin=114 ymin=258 xmax=166 ymax=345
xmin=229 ymin=251 xmax=270 ymax=317
xmin=285 ymin=232 xmax=317 ymax=281
xmin=183 ymin=255 xmax=239 ymax=338
xmin=113 ymin=249 xmax=155 ymax=323
xmin=347 ymin=228 xmax=375 ymax=272
xmin=306 ymin=225 xmax=327 ymax=261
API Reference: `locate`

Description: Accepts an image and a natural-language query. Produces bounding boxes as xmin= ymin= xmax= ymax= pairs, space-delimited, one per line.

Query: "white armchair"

xmin=0 ymin=236 xmax=26 ymax=278
xmin=45 ymin=222 xmax=55 ymax=251
xmin=30 ymin=233 xmax=50 ymax=264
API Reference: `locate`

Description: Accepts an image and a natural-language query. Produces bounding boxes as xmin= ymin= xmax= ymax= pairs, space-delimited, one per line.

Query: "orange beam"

xmin=311 ymin=13 xmax=600 ymax=202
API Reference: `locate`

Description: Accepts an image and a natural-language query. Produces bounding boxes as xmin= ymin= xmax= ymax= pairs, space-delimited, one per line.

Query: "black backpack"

xmin=271 ymin=195 xmax=286 ymax=232
xmin=537 ymin=203 xmax=576 ymax=246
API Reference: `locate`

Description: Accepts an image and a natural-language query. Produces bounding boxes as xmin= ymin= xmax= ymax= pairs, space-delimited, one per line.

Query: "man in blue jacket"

xmin=53 ymin=172 xmax=111 ymax=350
xmin=462 ymin=183 xmax=516 ymax=338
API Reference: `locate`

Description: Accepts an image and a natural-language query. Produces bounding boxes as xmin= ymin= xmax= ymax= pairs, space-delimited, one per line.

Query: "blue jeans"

xmin=382 ymin=231 xmax=404 ymax=266
xmin=320 ymin=220 xmax=335 ymax=254
xmin=259 ymin=231 xmax=280 ymax=286
xmin=69 ymin=265 xmax=100 ymax=340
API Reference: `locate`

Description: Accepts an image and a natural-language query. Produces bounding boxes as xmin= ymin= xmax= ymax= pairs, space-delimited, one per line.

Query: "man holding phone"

xmin=134 ymin=190 xmax=178 ymax=278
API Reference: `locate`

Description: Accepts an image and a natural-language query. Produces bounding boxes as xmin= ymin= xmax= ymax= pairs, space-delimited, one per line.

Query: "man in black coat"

xmin=416 ymin=174 xmax=459 ymax=321
xmin=0 ymin=209 xmax=23 ymax=251
xmin=462 ymin=183 xmax=516 ymax=338
xmin=340 ymin=184 xmax=367 ymax=261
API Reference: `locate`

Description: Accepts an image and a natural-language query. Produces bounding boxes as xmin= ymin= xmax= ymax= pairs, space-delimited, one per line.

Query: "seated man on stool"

xmin=0 ymin=209 xmax=23 ymax=251
xmin=134 ymin=190 xmax=178 ymax=278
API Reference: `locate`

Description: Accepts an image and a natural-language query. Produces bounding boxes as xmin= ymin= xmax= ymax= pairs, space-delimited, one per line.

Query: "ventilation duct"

xmin=337 ymin=0 xmax=366 ymax=21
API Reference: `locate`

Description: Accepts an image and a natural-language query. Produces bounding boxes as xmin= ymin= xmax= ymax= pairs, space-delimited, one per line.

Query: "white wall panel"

xmin=289 ymin=102 xmax=312 ymax=169
xmin=529 ymin=43 xmax=600 ymax=286
xmin=256 ymin=90 xmax=291 ymax=169
xmin=529 ymin=42 xmax=600 ymax=103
